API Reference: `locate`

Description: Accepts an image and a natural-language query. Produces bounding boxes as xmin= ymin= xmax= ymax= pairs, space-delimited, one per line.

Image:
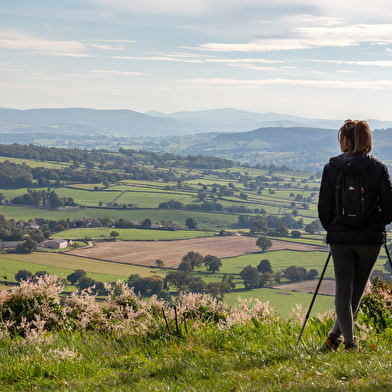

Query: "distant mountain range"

xmin=1 ymin=107 xmax=392 ymax=137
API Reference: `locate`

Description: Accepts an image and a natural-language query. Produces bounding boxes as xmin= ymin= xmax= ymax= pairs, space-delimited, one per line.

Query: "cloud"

xmin=185 ymin=77 xmax=392 ymax=90
xmin=111 ymin=52 xmax=205 ymax=63
xmin=0 ymin=30 xmax=87 ymax=56
xmin=83 ymin=0 xmax=392 ymax=21
xmin=90 ymin=70 xmax=149 ymax=76
xmin=307 ymin=60 xmax=392 ymax=67
xmin=87 ymin=43 xmax=125 ymax=50
xmin=0 ymin=30 xmax=139 ymax=57
xmin=197 ymin=23 xmax=392 ymax=52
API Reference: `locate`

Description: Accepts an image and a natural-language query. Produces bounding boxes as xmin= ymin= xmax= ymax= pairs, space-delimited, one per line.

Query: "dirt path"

xmin=67 ymin=236 xmax=328 ymax=268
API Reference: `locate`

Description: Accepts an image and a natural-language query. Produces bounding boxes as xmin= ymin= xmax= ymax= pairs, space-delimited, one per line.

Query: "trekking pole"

xmin=384 ymin=244 xmax=392 ymax=271
xmin=296 ymin=251 xmax=332 ymax=347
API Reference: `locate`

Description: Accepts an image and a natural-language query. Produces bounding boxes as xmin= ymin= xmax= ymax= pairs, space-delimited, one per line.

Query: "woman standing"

xmin=318 ymin=120 xmax=392 ymax=351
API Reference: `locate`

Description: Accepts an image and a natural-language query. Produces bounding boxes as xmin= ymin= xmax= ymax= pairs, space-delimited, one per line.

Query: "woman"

xmin=318 ymin=120 xmax=392 ymax=351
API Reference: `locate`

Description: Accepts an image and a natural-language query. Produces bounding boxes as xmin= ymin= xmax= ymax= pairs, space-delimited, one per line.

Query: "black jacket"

xmin=318 ymin=152 xmax=392 ymax=244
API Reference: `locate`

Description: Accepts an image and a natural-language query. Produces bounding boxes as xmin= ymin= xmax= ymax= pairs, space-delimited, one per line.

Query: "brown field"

xmin=67 ymin=236 xmax=328 ymax=268
xmin=272 ymin=279 xmax=335 ymax=296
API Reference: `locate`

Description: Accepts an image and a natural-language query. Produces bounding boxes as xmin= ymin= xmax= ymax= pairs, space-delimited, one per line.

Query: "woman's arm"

xmin=318 ymin=164 xmax=336 ymax=230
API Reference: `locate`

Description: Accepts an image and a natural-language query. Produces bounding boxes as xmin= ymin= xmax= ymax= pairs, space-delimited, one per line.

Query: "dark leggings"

xmin=330 ymin=243 xmax=381 ymax=343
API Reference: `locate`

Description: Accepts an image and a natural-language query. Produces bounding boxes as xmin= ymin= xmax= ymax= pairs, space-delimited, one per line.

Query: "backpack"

xmin=335 ymin=168 xmax=378 ymax=228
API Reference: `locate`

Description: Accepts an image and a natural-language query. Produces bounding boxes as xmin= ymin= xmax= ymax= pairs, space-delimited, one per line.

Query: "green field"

xmin=223 ymin=287 xmax=335 ymax=316
xmin=52 ymin=227 xmax=215 ymax=240
xmin=0 ymin=205 xmax=241 ymax=230
xmin=1 ymin=253 xmax=164 ymax=283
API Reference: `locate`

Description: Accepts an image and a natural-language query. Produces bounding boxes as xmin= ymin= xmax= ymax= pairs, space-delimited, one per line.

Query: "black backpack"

xmin=335 ymin=168 xmax=378 ymax=228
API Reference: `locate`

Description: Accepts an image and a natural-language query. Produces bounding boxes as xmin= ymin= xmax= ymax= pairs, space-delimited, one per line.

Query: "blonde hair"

xmin=338 ymin=120 xmax=372 ymax=154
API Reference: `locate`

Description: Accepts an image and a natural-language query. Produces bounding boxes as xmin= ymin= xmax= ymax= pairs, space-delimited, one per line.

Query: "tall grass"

xmin=1 ymin=276 xmax=392 ymax=391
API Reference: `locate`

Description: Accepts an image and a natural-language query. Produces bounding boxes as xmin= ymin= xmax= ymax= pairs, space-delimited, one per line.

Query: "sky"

xmin=1 ymin=0 xmax=392 ymax=119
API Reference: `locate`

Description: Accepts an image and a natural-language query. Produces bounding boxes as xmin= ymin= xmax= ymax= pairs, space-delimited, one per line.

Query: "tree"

xmin=32 ymin=234 xmax=46 ymax=243
xmin=256 ymin=236 xmax=273 ymax=252
xmin=257 ymin=259 xmax=273 ymax=274
xmin=16 ymin=238 xmax=36 ymax=253
xmin=15 ymin=269 xmax=33 ymax=282
xmin=221 ymin=274 xmax=236 ymax=291
xmin=197 ymin=190 xmax=207 ymax=201
xmin=251 ymin=219 xmax=268 ymax=234
xmin=185 ymin=217 xmax=199 ymax=229
xmin=181 ymin=250 xmax=204 ymax=270
xmin=34 ymin=271 xmax=48 ymax=280
xmin=205 ymin=282 xmax=220 ymax=298
xmin=142 ymin=218 xmax=152 ymax=228
xmin=77 ymin=277 xmax=96 ymax=291
xmin=148 ymin=276 xmax=164 ymax=294
xmin=25 ymin=237 xmax=37 ymax=253
xmin=291 ymin=230 xmax=302 ymax=238
xmin=155 ymin=259 xmax=164 ymax=268
xmin=305 ymin=220 xmax=320 ymax=234
xmin=67 ymin=269 xmax=87 ymax=284
xmin=110 ymin=230 xmax=120 ymax=239
xmin=164 ymin=271 xmax=191 ymax=290
xmin=283 ymin=265 xmax=307 ymax=282
xmin=240 ymin=265 xmax=260 ymax=289
xmin=204 ymin=255 xmax=222 ymax=274
xmin=178 ymin=260 xmax=193 ymax=272
xmin=274 ymin=222 xmax=289 ymax=237
xmin=48 ymin=190 xmax=63 ymax=209
xmin=187 ymin=276 xmax=207 ymax=293
xmin=307 ymin=269 xmax=319 ymax=280
xmin=274 ymin=271 xmax=282 ymax=284
xmin=157 ymin=290 xmax=171 ymax=302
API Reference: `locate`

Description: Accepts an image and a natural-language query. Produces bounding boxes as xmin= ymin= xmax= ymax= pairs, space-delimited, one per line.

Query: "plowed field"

xmin=68 ymin=236 xmax=328 ymax=268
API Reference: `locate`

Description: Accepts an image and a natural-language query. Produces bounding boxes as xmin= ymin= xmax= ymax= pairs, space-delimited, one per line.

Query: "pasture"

xmin=1 ymin=252 xmax=163 ymax=284
xmin=222 ymin=287 xmax=335 ymax=316
xmin=0 ymin=204 xmax=241 ymax=230
xmin=52 ymin=227 xmax=215 ymax=241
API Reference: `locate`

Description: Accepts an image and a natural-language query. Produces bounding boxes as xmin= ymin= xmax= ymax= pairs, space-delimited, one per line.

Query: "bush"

xmin=358 ymin=276 xmax=392 ymax=331
xmin=15 ymin=269 xmax=33 ymax=282
xmin=0 ymin=275 xmax=273 ymax=339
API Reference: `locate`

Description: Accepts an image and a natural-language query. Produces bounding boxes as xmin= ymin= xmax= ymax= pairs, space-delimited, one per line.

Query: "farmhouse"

xmin=43 ymin=238 xmax=69 ymax=249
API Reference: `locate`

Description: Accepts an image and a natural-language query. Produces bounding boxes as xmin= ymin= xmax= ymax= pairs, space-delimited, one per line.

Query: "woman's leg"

xmin=351 ymin=244 xmax=382 ymax=316
xmin=330 ymin=244 xmax=381 ymax=343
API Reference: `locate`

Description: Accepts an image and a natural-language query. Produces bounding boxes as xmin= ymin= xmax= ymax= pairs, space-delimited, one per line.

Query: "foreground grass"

xmin=1 ymin=320 xmax=391 ymax=391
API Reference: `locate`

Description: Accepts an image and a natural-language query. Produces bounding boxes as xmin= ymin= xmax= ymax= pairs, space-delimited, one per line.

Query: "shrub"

xmin=0 ymin=275 xmax=275 ymax=340
xmin=358 ymin=276 xmax=392 ymax=331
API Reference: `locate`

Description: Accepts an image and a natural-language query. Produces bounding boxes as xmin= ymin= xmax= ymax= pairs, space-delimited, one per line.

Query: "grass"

xmin=1 ymin=304 xmax=392 ymax=391
xmin=0 ymin=204 xmax=242 ymax=230
xmin=52 ymin=227 xmax=215 ymax=241
xmin=223 ymin=287 xmax=335 ymax=316
xmin=0 ymin=253 xmax=164 ymax=283
xmin=0 ymin=156 xmax=70 ymax=170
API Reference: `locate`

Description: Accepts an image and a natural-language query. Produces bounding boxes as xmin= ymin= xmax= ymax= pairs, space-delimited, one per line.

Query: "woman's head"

xmin=338 ymin=120 xmax=372 ymax=154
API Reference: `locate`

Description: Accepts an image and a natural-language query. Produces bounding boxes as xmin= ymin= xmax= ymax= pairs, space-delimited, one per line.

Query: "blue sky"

xmin=2 ymin=0 xmax=392 ymax=119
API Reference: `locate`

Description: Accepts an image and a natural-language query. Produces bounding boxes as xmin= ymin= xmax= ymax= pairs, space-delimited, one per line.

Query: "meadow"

xmin=51 ymin=227 xmax=215 ymax=241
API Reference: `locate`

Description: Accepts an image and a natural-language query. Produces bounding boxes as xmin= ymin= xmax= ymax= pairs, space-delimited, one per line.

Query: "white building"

xmin=43 ymin=238 xmax=69 ymax=249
